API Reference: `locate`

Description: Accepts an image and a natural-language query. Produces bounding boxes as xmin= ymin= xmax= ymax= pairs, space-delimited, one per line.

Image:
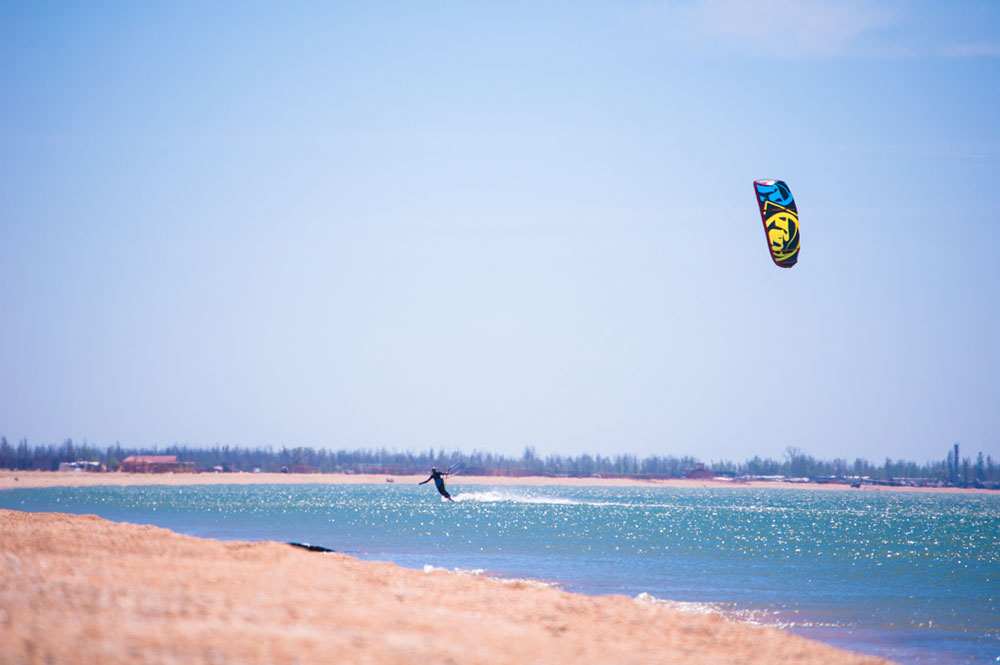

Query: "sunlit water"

xmin=2 ymin=484 xmax=997 ymax=664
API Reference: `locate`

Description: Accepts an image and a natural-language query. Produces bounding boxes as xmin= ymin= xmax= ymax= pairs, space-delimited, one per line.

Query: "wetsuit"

xmin=420 ymin=470 xmax=453 ymax=501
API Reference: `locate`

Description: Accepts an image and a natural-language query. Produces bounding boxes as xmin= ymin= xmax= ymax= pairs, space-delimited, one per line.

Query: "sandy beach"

xmin=0 ymin=469 xmax=991 ymax=495
xmin=1 ymin=509 xmax=893 ymax=665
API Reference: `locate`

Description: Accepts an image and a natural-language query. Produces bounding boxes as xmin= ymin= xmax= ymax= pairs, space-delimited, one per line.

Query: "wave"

xmin=422 ymin=564 xmax=486 ymax=576
xmin=422 ymin=564 xmax=560 ymax=590
xmin=633 ymin=593 xmax=844 ymax=630
xmin=634 ymin=592 xmax=731 ymax=616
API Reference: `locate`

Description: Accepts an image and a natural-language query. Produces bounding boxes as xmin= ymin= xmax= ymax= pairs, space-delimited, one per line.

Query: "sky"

xmin=2 ymin=1 xmax=998 ymax=465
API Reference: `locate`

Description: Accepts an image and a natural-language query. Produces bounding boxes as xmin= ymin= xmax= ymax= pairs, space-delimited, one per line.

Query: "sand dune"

xmin=1 ymin=509 xmax=891 ymax=665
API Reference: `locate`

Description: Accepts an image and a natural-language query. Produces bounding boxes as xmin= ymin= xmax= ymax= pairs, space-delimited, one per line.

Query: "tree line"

xmin=2 ymin=436 xmax=997 ymax=487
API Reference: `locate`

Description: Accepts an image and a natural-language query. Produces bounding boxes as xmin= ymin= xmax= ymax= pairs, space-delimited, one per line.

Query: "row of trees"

xmin=1 ymin=437 xmax=997 ymax=486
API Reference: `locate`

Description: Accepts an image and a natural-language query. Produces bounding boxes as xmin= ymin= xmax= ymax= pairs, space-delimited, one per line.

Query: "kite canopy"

xmin=754 ymin=180 xmax=800 ymax=268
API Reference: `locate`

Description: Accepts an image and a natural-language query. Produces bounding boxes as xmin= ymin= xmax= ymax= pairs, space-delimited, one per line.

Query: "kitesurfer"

xmin=419 ymin=466 xmax=454 ymax=501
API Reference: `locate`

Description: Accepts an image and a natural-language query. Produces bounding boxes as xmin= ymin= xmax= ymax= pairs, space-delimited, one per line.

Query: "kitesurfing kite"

xmin=754 ymin=180 xmax=800 ymax=268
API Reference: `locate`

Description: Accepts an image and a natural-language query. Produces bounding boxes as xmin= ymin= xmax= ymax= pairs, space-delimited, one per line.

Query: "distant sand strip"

xmin=0 ymin=469 xmax=992 ymax=495
xmin=0 ymin=510 xmax=892 ymax=665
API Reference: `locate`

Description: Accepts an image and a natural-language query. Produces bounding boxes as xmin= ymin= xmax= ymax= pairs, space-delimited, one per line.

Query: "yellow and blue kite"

xmin=754 ymin=180 xmax=800 ymax=268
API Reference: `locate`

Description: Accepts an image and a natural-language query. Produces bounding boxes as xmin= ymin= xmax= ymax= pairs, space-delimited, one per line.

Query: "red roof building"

xmin=684 ymin=463 xmax=715 ymax=480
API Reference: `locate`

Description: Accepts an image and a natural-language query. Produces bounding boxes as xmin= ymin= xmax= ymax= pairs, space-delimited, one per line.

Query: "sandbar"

xmin=0 ymin=509 xmax=892 ymax=665
xmin=0 ymin=469 xmax=992 ymax=495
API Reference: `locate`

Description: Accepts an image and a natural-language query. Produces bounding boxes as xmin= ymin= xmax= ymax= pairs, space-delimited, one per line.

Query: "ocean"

xmin=1 ymin=483 xmax=997 ymax=664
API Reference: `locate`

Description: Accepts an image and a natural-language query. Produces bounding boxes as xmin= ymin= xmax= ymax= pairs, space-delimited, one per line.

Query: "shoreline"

xmin=0 ymin=469 xmax=993 ymax=495
xmin=1 ymin=509 xmax=892 ymax=664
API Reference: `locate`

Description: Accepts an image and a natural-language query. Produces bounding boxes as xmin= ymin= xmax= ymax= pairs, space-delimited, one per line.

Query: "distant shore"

xmin=1 ymin=469 xmax=992 ymax=494
xmin=1 ymin=509 xmax=892 ymax=665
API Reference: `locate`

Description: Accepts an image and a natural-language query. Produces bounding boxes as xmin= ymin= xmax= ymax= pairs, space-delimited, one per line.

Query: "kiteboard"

xmin=287 ymin=542 xmax=335 ymax=553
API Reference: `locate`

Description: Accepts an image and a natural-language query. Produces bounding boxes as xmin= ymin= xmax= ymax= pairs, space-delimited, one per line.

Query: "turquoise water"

xmin=2 ymin=483 xmax=997 ymax=664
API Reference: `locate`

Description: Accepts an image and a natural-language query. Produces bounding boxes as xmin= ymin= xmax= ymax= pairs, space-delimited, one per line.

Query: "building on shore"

xmin=119 ymin=455 xmax=195 ymax=473
xmin=684 ymin=463 xmax=715 ymax=480
xmin=58 ymin=461 xmax=106 ymax=472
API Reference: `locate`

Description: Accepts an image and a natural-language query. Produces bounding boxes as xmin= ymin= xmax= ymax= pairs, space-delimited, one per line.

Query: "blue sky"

xmin=2 ymin=1 xmax=998 ymax=465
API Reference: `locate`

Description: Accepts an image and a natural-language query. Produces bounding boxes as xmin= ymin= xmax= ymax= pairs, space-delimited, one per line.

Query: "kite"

xmin=754 ymin=180 xmax=800 ymax=268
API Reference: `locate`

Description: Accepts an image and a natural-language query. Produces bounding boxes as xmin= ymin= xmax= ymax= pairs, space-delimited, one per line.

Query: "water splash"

xmin=453 ymin=490 xmax=581 ymax=505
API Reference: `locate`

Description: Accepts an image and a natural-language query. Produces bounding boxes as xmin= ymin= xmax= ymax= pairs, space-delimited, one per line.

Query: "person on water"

xmin=419 ymin=466 xmax=454 ymax=501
